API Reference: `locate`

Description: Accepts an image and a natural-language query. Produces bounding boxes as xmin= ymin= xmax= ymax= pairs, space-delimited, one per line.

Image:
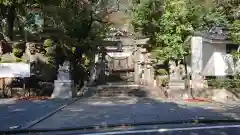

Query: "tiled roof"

xmin=195 ymin=27 xmax=229 ymax=40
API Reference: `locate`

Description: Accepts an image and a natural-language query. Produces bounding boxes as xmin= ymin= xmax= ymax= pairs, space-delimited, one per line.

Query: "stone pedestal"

xmin=51 ymin=80 xmax=74 ymax=99
xmin=51 ymin=61 xmax=76 ymax=98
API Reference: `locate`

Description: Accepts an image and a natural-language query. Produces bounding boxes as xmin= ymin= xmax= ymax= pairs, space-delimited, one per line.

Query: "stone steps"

xmin=95 ymin=86 xmax=144 ymax=97
xmin=169 ymin=80 xmax=185 ymax=89
xmin=94 ymin=85 xmax=164 ymax=98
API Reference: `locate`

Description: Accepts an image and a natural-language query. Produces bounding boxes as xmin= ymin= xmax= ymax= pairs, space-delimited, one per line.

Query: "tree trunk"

xmin=6 ymin=5 xmax=16 ymax=41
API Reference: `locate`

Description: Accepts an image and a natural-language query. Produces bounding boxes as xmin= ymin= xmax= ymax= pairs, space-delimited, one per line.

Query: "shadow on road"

xmin=29 ymin=87 xmax=240 ymax=131
xmin=1 ymin=86 xmax=240 ymax=135
xmin=0 ymin=99 xmax=73 ymax=130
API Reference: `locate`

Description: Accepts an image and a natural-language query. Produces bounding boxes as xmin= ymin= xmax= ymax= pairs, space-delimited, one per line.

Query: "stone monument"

xmin=51 ymin=61 xmax=75 ymax=98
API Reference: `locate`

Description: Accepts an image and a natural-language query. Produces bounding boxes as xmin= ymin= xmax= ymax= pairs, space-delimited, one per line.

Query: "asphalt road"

xmin=28 ymin=96 xmax=240 ymax=130
xmin=1 ymin=95 xmax=240 ymax=131
xmin=0 ymin=98 xmax=74 ymax=130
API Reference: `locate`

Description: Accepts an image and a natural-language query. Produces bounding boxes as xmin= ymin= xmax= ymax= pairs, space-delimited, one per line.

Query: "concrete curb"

xmin=20 ymin=98 xmax=80 ymax=129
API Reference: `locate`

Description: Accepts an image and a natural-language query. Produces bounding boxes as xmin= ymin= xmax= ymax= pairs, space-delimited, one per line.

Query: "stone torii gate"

xmin=92 ymin=37 xmax=151 ymax=84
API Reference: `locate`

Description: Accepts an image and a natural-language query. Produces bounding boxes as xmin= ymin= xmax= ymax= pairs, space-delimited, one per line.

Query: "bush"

xmin=13 ymin=48 xmax=24 ymax=58
xmin=207 ymin=78 xmax=240 ymax=91
xmin=16 ymin=57 xmax=25 ymax=62
xmin=43 ymin=39 xmax=54 ymax=48
xmin=13 ymin=42 xmax=25 ymax=50
xmin=160 ymin=77 xmax=169 ymax=87
xmin=45 ymin=46 xmax=56 ymax=56
xmin=156 ymin=69 xmax=168 ymax=76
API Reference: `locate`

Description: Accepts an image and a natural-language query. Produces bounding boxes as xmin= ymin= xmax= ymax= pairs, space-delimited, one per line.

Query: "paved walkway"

xmin=0 ymin=98 xmax=74 ymax=130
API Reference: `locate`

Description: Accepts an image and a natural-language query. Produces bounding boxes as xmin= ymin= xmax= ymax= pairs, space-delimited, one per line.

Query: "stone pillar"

xmin=134 ymin=47 xmax=140 ymax=84
xmin=144 ymin=66 xmax=148 ymax=85
xmin=145 ymin=65 xmax=153 ymax=86
xmin=143 ymin=54 xmax=148 ymax=85
xmin=128 ymin=55 xmax=133 ymax=69
xmin=139 ymin=64 xmax=144 ymax=84
xmin=99 ymin=52 xmax=106 ymax=84
xmin=149 ymin=65 xmax=155 ymax=86
xmin=95 ymin=54 xmax=99 ymax=63
xmin=169 ymin=60 xmax=178 ymax=80
xmin=191 ymin=36 xmax=203 ymax=90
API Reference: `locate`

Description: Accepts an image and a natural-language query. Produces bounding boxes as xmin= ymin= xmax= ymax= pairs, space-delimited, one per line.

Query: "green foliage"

xmin=213 ymin=0 xmax=240 ymax=22
xmin=44 ymin=39 xmax=54 ymax=48
xmin=46 ymin=57 xmax=56 ymax=66
xmin=156 ymin=69 xmax=168 ymax=76
xmin=231 ymin=51 xmax=240 ymax=60
xmin=0 ymin=55 xmax=25 ymax=63
xmin=0 ymin=59 xmax=11 ymax=63
xmin=207 ymin=78 xmax=240 ymax=92
xmin=13 ymin=42 xmax=25 ymax=49
xmin=82 ymin=54 xmax=90 ymax=67
xmin=132 ymin=0 xmax=163 ymax=36
xmin=24 ymin=12 xmax=44 ymax=34
xmin=71 ymin=47 xmax=76 ymax=53
xmin=229 ymin=20 xmax=240 ymax=44
xmin=132 ymin=0 xmax=228 ymax=61
xmin=160 ymin=77 xmax=169 ymax=87
xmin=0 ymin=0 xmax=112 ymax=87
xmin=15 ymin=57 xmax=25 ymax=62
xmin=13 ymin=48 xmax=23 ymax=58
xmin=0 ymin=0 xmax=21 ymax=5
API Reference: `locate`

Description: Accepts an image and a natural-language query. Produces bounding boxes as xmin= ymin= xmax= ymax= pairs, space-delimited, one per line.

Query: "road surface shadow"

xmin=0 ymin=99 xmax=73 ymax=130
xmin=29 ymin=94 xmax=240 ymax=131
xmin=1 ymin=86 xmax=240 ymax=135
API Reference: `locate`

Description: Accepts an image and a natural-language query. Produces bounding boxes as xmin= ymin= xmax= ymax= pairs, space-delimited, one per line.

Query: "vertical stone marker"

xmin=134 ymin=47 xmax=140 ymax=84
xmin=191 ymin=36 xmax=204 ymax=91
xmin=51 ymin=61 xmax=75 ymax=99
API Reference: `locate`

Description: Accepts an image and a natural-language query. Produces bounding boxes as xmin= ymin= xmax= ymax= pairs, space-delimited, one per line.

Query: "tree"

xmin=0 ymin=0 xmax=60 ymax=41
xmin=132 ymin=0 xmax=228 ymax=61
xmin=0 ymin=0 xmax=115 ymax=89
xmin=132 ymin=0 xmax=228 ymax=95
xmin=40 ymin=0 xmax=118 ymax=86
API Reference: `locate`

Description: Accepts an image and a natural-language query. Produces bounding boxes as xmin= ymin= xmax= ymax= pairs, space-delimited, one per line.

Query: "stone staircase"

xmin=168 ymin=78 xmax=186 ymax=99
xmin=93 ymin=84 xmax=165 ymax=99
xmin=95 ymin=85 xmax=142 ymax=97
xmin=169 ymin=80 xmax=185 ymax=90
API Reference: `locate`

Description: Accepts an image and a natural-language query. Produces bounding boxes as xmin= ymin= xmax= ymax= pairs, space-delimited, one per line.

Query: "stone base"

xmin=165 ymin=87 xmax=240 ymax=102
xmin=51 ymin=80 xmax=74 ymax=99
xmin=193 ymin=88 xmax=240 ymax=102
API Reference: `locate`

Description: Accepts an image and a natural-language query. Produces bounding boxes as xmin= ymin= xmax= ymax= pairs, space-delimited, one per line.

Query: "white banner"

xmin=0 ymin=63 xmax=30 ymax=78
